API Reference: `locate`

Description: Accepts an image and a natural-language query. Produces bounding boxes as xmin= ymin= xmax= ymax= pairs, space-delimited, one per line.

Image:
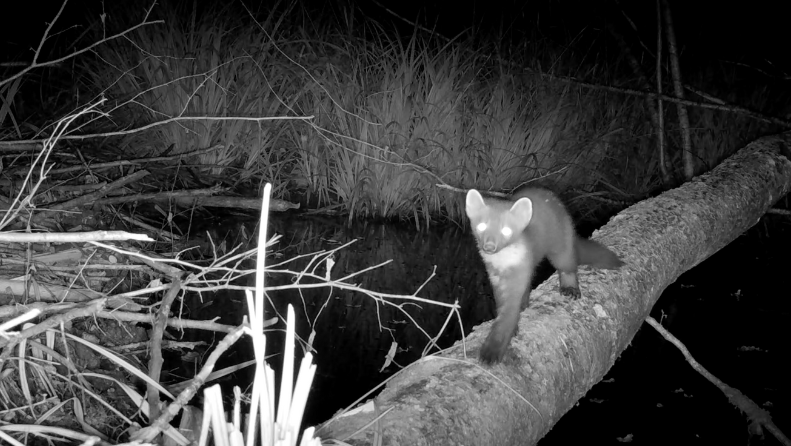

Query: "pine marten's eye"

xmin=476 ymin=222 xmax=488 ymax=232
xmin=500 ymin=226 xmax=512 ymax=238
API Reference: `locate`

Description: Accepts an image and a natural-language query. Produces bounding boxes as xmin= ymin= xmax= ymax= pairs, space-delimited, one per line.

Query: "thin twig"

xmin=0 ymin=2 xmax=163 ymax=89
xmin=646 ymin=317 xmax=789 ymax=445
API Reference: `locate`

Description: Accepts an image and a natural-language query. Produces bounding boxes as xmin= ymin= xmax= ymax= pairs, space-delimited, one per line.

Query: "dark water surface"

xmin=191 ymin=215 xmax=496 ymax=426
xmin=263 ymin=216 xmax=495 ymax=426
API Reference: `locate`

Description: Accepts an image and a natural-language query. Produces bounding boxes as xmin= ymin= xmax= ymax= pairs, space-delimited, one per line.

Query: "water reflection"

xmin=194 ymin=215 xmax=494 ymax=425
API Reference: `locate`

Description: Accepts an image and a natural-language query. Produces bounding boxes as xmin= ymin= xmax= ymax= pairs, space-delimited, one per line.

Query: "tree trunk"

xmin=316 ymin=132 xmax=791 ymax=446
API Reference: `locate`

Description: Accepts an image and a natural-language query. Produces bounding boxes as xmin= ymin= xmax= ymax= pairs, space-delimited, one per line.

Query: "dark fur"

xmin=466 ymin=187 xmax=623 ymax=364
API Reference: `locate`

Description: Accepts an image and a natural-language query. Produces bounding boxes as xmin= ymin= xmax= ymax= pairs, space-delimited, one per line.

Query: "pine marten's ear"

xmin=465 ymin=189 xmax=486 ymax=217
xmin=509 ymin=197 xmax=533 ymax=225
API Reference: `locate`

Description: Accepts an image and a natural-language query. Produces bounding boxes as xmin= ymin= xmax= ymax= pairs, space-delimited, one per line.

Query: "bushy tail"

xmin=575 ymin=237 xmax=624 ymax=269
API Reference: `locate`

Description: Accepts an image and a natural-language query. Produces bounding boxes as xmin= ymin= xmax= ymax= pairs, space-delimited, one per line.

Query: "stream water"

xmin=190 ymin=214 xmax=499 ymax=426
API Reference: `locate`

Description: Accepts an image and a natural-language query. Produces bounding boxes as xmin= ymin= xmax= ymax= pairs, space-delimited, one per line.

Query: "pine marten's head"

xmin=465 ymin=189 xmax=533 ymax=255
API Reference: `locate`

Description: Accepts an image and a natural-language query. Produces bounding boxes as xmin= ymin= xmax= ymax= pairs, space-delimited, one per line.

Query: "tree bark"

xmin=316 ymin=132 xmax=791 ymax=446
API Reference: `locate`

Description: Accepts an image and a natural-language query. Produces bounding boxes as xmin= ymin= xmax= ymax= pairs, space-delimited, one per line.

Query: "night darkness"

xmin=2 ymin=0 xmax=789 ymax=70
xmin=1 ymin=0 xmax=789 ymax=445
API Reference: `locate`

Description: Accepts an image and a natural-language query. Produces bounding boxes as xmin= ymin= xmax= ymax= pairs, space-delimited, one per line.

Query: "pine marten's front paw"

xmin=479 ymin=329 xmax=512 ymax=364
xmin=480 ymin=341 xmax=507 ymax=364
xmin=559 ymin=285 xmax=581 ymax=300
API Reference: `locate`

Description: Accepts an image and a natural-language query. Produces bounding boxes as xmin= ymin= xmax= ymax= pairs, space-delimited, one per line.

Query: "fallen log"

xmin=316 ymin=132 xmax=791 ymax=445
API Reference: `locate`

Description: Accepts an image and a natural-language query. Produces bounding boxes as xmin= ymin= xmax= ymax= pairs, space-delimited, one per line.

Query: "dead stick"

xmin=646 ymin=317 xmax=788 ymax=445
xmin=147 ymin=279 xmax=182 ymax=422
xmin=47 ymin=169 xmax=150 ymax=211
xmin=0 ymin=230 xmax=152 ymax=243
xmin=0 ymin=298 xmax=106 ymax=355
xmin=91 ymin=187 xmax=222 ymax=207
xmin=43 ymin=145 xmax=223 ymax=175
xmin=131 ymin=325 xmax=247 ymax=443
xmin=0 ymin=303 xmax=277 ymax=334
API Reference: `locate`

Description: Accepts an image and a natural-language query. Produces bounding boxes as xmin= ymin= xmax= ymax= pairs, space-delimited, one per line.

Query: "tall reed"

xmin=77 ymin=1 xmax=780 ymax=225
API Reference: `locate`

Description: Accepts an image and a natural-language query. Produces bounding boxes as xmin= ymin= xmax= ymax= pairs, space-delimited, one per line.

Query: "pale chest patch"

xmin=488 ymin=274 xmax=501 ymax=287
xmin=480 ymin=242 xmax=527 ymax=271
